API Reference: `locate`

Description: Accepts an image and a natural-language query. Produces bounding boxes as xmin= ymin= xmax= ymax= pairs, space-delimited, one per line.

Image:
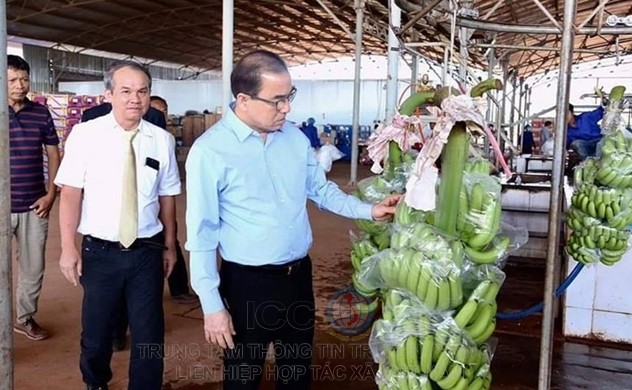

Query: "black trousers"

xmin=113 ymin=238 xmax=190 ymax=340
xmin=79 ymin=236 xmax=165 ymax=390
xmin=220 ymin=256 xmax=315 ymax=390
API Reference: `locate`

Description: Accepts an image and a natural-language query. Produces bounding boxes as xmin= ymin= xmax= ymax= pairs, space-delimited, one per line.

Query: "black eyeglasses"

xmin=247 ymin=87 xmax=297 ymax=111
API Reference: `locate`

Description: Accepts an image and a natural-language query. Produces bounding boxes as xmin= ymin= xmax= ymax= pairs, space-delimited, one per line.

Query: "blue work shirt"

xmin=301 ymin=124 xmax=320 ymax=148
xmin=566 ymin=106 xmax=604 ymax=148
xmin=185 ymin=107 xmax=374 ymax=314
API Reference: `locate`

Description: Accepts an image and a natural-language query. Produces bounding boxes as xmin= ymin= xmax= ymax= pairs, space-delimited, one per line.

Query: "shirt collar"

xmin=225 ymin=102 xmax=286 ymax=143
xmin=108 ymin=111 xmax=153 ymax=137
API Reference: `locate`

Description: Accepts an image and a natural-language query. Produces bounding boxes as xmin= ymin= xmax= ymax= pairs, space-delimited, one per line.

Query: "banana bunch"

xmin=567 ymin=156 xmax=632 ymax=265
xmin=373 ymin=291 xmax=493 ymax=390
xmin=355 ymin=219 xmax=391 ymax=250
xmin=394 ymin=200 xmax=427 ymax=227
xmin=457 ymin=181 xmax=502 ymax=248
xmin=573 ymin=158 xmax=598 ymax=188
xmin=377 ymin=366 xmax=432 ymax=390
xmin=596 ymin=132 xmax=632 ymax=189
xmin=464 ymin=158 xmax=494 ymax=175
xmin=390 ymin=220 xmax=466 ymax=269
xmin=375 ymin=249 xmax=463 ymax=311
xmin=453 ymin=278 xmax=501 ymax=345
xmin=351 ymin=237 xmax=379 ymax=272
xmin=570 ymin=184 xmax=629 ymax=225
xmin=456 ymin=179 xmax=509 ymax=265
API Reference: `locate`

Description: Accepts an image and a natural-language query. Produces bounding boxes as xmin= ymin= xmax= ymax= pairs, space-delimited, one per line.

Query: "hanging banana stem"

xmin=435 ymin=123 xmax=469 ymax=236
xmin=433 ymin=79 xmax=503 ymax=236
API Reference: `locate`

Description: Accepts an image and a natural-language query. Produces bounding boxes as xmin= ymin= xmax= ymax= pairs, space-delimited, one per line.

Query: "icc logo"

xmin=325 ymin=286 xmax=376 ymax=338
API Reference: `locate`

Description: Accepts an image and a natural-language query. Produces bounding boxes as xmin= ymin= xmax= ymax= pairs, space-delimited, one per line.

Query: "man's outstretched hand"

xmin=371 ymin=194 xmax=401 ymax=221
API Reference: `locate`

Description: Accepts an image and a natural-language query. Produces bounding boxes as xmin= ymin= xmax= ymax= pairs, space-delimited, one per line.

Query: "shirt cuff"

xmin=199 ymin=290 xmax=225 ymax=315
xmin=358 ymin=202 xmax=374 ymax=220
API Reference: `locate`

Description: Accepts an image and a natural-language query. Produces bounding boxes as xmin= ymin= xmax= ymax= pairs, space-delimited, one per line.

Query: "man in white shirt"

xmin=55 ymin=60 xmax=181 ymax=390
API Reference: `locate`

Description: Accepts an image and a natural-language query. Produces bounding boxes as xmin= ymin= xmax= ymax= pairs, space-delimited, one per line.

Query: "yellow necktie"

xmin=119 ymin=130 xmax=139 ymax=248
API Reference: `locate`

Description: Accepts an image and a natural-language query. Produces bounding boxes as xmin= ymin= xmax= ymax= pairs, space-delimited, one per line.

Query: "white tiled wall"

xmin=564 ymin=253 xmax=632 ymax=344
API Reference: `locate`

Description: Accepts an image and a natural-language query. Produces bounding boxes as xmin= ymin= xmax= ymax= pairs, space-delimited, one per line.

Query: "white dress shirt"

xmin=55 ymin=113 xmax=181 ymax=241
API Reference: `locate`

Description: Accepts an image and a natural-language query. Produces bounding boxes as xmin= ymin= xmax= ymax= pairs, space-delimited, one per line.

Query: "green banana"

xmin=396 ymin=344 xmax=409 ymax=372
xmin=405 ymin=336 xmax=421 ymax=374
xmin=473 ymin=319 xmax=497 ymax=345
xmin=387 ymin=347 xmax=399 ymax=370
xmin=454 ymin=299 xmax=478 ymax=329
xmin=464 ymin=235 xmax=511 ymax=264
xmin=433 ymin=330 xmax=449 ymax=361
xmin=449 ymin=274 xmax=464 ymax=308
xmin=436 ymin=278 xmax=452 ymax=311
xmin=406 ymin=254 xmax=422 ymax=295
xmin=397 ymin=250 xmax=415 ymax=287
xmin=466 ymin=303 xmax=495 ymax=340
xmin=469 ymin=183 xmax=485 ymax=212
xmin=419 ymin=334 xmax=434 ymax=374
xmin=423 ymin=281 xmax=439 ymax=310
xmin=468 ymin=376 xmax=486 ymax=390
xmin=396 ymin=372 xmax=410 ymax=390
xmin=436 ymin=363 xmax=463 ymax=389
xmin=416 ymin=265 xmax=432 ymax=301
xmin=451 ymin=376 xmax=470 ymax=390
xmin=429 ymin=351 xmax=451 ymax=382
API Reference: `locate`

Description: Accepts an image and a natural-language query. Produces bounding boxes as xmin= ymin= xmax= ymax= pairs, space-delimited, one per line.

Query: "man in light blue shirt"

xmin=185 ymin=50 xmax=399 ymax=390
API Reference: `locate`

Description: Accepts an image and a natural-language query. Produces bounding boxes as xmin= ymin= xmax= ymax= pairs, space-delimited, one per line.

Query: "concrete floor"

xmin=11 ymin=161 xmax=632 ymax=389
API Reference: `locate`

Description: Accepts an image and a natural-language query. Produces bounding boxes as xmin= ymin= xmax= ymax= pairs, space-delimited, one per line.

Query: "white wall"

xmin=58 ymin=79 xmax=411 ymax=126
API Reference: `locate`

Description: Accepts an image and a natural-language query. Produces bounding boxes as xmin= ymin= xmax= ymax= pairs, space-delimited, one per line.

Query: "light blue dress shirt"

xmin=185 ymin=108 xmax=374 ymax=314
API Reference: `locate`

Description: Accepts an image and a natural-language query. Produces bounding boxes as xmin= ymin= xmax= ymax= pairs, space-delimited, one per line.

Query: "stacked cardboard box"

xmin=46 ymin=93 xmax=103 ymax=156
xmin=27 ymin=92 xmax=103 ymax=180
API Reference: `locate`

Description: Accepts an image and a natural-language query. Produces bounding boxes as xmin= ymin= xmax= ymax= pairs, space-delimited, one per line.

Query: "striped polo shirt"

xmin=9 ymin=98 xmax=59 ymax=213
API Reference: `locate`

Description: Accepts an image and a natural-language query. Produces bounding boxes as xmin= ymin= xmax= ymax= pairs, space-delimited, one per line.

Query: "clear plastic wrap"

xmin=457 ymin=173 xmax=503 ymax=249
xmin=376 ymin=365 xmax=433 ymax=390
xmin=350 ymin=231 xmax=379 ymax=272
xmin=358 ymin=163 xmax=412 ymax=204
xmin=596 ymin=132 xmax=632 ymax=188
xmin=357 ymin=248 xmax=463 ymax=311
xmin=601 ymin=99 xmax=628 ymax=135
xmin=389 ymin=222 xmax=458 ymax=260
xmin=567 ymin=182 xmax=632 ymax=266
xmin=370 ymin=289 xmax=494 ymax=388
xmin=465 ymin=222 xmax=529 ymax=268
xmin=393 ymin=199 xmax=427 ymax=227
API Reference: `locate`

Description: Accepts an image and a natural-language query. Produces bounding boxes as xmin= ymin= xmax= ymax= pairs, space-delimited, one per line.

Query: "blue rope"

xmin=496 ymin=262 xmax=585 ymax=320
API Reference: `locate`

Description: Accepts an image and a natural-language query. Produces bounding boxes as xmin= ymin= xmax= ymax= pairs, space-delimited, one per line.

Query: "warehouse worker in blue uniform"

xmin=185 ymin=50 xmax=400 ymax=390
xmin=566 ymin=103 xmax=604 ymax=159
xmin=301 ymin=117 xmax=320 ymax=149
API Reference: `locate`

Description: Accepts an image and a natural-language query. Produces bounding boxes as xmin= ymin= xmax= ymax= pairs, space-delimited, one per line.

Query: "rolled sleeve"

xmin=158 ymin=134 xmax=181 ymax=196
xmin=54 ymin=125 xmax=86 ymax=189
xmin=305 ymin=145 xmax=374 ymax=220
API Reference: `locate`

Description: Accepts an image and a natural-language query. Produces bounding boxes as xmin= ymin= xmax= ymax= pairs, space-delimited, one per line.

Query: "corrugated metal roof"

xmin=6 ymin=0 xmax=632 ymax=78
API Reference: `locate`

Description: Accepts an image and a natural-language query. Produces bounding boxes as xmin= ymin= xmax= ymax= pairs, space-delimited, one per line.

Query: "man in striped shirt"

xmin=8 ymin=55 xmax=60 ymax=341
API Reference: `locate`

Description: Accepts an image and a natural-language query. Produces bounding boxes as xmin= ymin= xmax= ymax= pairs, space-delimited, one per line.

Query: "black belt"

xmin=223 ymin=256 xmax=309 ymax=276
xmin=84 ymin=234 xmax=166 ymax=252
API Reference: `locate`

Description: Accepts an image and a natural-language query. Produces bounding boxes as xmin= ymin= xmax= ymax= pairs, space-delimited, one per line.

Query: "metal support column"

xmin=518 ymin=77 xmax=524 ymax=129
xmin=526 ymin=85 xmax=532 ymax=118
xmin=459 ymin=27 xmax=469 ymax=82
xmin=0 ymin=2 xmax=15 ymax=387
xmin=410 ymin=32 xmax=419 ymax=96
xmin=442 ymin=46 xmax=449 ymax=86
xmin=385 ymin=0 xmax=401 ymax=123
xmin=496 ymin=62 xmax=508 ymax=162
xmin=484 ymin=48 xmax=495 ymax=156
xmin=221 ymin=0 xmax=234 ymax=115
xmin=510 ymin=73 xmax=517 ymax=146
xmin=350 ymin=0 xmax=364 ymax=185
xmin=539 ymin=0 xmax=577 ymax=388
